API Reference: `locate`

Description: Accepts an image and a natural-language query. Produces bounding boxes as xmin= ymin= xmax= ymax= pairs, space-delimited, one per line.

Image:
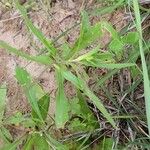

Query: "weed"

xmin=0 ymin=0 xmax=150 ymax=149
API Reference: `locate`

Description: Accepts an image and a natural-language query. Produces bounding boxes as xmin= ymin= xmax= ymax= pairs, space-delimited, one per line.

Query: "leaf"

xmin=0 ymin=84 xmax=6 ymax=123
xmin=23 ymin=133 xmax=49 ymax=150
xmin=32 ymin=94 xmax=50 ymax=121
xmin=45 ymin=133 xmax=68 ymax=150
xmin=72 ymin=46 xmax=100 ymax=62
xmin=61 ymin=70 xmax=116 ymax=128
xmin=122 ymin=32 xmax=139 ymax=44
xmin=82 ymin=60 xmax=135 ymax=69
xmin=100 ymin=137 xmax=113 ymax=150
xmin=15 ymin=67 xmax=43 ymax=122
xmin=91 ymin=0 xmax=125 ymax=16
xmin=0 ymin=126 xmax=13 ymax=142
xmin=77 ymin=90 xmax=96 ymax=120
xmin=0 ymin=41 xmax=52 ymax=65
xmin=15 ymin=1 xmax=56 ymax=56
xmin=133 ymin=0 xmax=150 ymax=135
xmin=4 ymin=112 xmax=35 ymax=128
xmin=101 ymin=21 xmax=119 ymax=39
xmin=62 ymin=71 xmax=83 ymax=90
xmin=69 ymin=98 xmax=81 ymax=115
xmin=55 ymin=68 xmax=69 ymax=128
xmin=66 ymin=11 xmax=102 ymax=59
xmin=61 ymin=42 xmax=72 ymax=59
xmin=109 ymin=39 xmax=124 ymax=58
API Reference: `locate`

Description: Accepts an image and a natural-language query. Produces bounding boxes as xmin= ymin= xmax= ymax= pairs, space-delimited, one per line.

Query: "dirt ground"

xmin=0 ymin=0 xmax=127 ymax=145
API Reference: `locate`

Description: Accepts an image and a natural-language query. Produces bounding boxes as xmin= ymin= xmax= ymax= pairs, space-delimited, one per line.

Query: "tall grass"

xmin=133 ymin=0 xmax=150 ymax=136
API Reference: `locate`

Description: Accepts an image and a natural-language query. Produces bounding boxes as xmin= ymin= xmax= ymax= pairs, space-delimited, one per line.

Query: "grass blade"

xmin=15 ymin=67 xmax=43 ymax=122
xmin=15 ymin=1 xmax=56 ymax=57
xmin=55 ymin=68 xmax=69 ymax=128
xmin=0 ymin=41 xmax=52 ymax=65
xmin=91 ymin=0 xmax=125 ymax=16
xmin=66 ymin=11 xmax=102 ymax=60
xmin=32 ymin=94 xmax=50 ymax=121
xmin=133 ymin=0 xmax=150 ymax=135
xmin=83 ymin=61 xmax=135 ymax=69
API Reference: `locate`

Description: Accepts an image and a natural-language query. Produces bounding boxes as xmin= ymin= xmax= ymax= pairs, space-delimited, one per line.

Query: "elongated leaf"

xmin=15 ymin=1 xmax=56 ymax=56
xmin=122 ymin=32 xmax=139 ymax=44
xmin=72 ymin=46 xmax=99 ymax=62
xmin=100 ymin=137 xmax=113 ymax=150
xmin=101 ymin=21 xmax=119 ymax=39
xmin=61 ymin=70 xmax=116 ymax=128
xmin=83 ymin=61 xmax=135 ymax=69
xmin=0 ymin=126 xmax=13 ymax=142
xmin=0 ymin=84 xmax=6 ymax=123
xmin=77 ymin=90 xmax=96 ymax=121
xmin=4 ymin=112 xmax=34 ymax=127
xmin=15 ymin=67 xmax=43 ymax=121
xmin=91 ymin=0 xmax=125 ymax=16
xmin=32 ymin=94 xmax=50 ymax=121
xmin=0 ymin=41 xmax=52 ymax=65
xmin=62 ymin=71 xmax=83 ymax=90
xmin=23 ymin=133 xmax=49 ymax=150
xmin=133 ymin=0 xmax=150 ymax=135
xmin=55 ymin=68 xmax=69 ymax=128
xmin=109 ymin=39 xmax=124 ymax=59
xmin=45 ymin=133 xmax=68 ymax=150
xmin=66 ymin=11 xmax=102 ymax=59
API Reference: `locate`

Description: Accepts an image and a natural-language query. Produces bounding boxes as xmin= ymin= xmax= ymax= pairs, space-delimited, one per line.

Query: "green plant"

xmin=0 ymin=0 xmax=148 ymax=149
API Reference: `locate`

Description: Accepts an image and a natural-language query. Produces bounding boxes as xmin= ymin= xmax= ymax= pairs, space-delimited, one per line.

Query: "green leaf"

xmin=55 ymin=68 xmax=69 ymax=128
xmin=23 ymin=133 xmax=49 ymax=150
xmin=62 ymin=71 xmax=83 ymax=90
xmin=83 ymin=60 xmax=135 ymax=69
xmin=45 ymin=133 xmax=68 ymax=150
xmin=100 ymin=137 xmax=113 ymax=150
xmin=0 ymin=41 xmax=52 ymax=65
xmin=91 ymin=0 xmax=125 ymax=16
xmin=61 ymin=42 xmax=72 ymax=59
xmin=101 ymin=21 xmax=119 ymax=39
xmin=32 ymin=94 xmax=50 ymax=121
xmin=72 ymin=46 xmax=99 ymax=62
xmin=15 ymin=1 xmax=56 ymax=56
xmin=122 ymin=32 xmax=139 ymax=44
xmin=0 ymin=126 xmax=13 ymax=142
xmin=133 ymin=0 xmax=150 ymax=135
xmin=77 ymin=90 xmax=96 ymax=120
xmin=66 ymin=11 xmax=102 ymax=59
xmin=15 ymin=67 xmax=43 ymax=122
xmin=0 ymin=84 xmax=6 ymax=123
xmin=109 ymin=39 xmax=124 ymax=53
xmin=69 ymin=98 xmax=81 ymax=115
xmin=4 ymin=112 xmax=35 ymax=128
xmin=61 ymin=70 xmax=116 ymax=128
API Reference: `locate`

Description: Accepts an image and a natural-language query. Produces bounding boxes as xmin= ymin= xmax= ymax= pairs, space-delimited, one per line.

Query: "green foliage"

xmin=133 ymin=0 xmax=150 ymax=135
xmin=55 ymin=67 xmax=69 ymax=128
xmin=32 ymin=94 xmax=50 ymax=122
xmin=0 ymin=0 xmax=149 ymax=149
xmin=15 ymin=67 xmax=44 ymax=122
xmin=23 ymin=133 xmax=49 ymax=150
xmin=99 ymin=137 xmax=114 ymax=150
